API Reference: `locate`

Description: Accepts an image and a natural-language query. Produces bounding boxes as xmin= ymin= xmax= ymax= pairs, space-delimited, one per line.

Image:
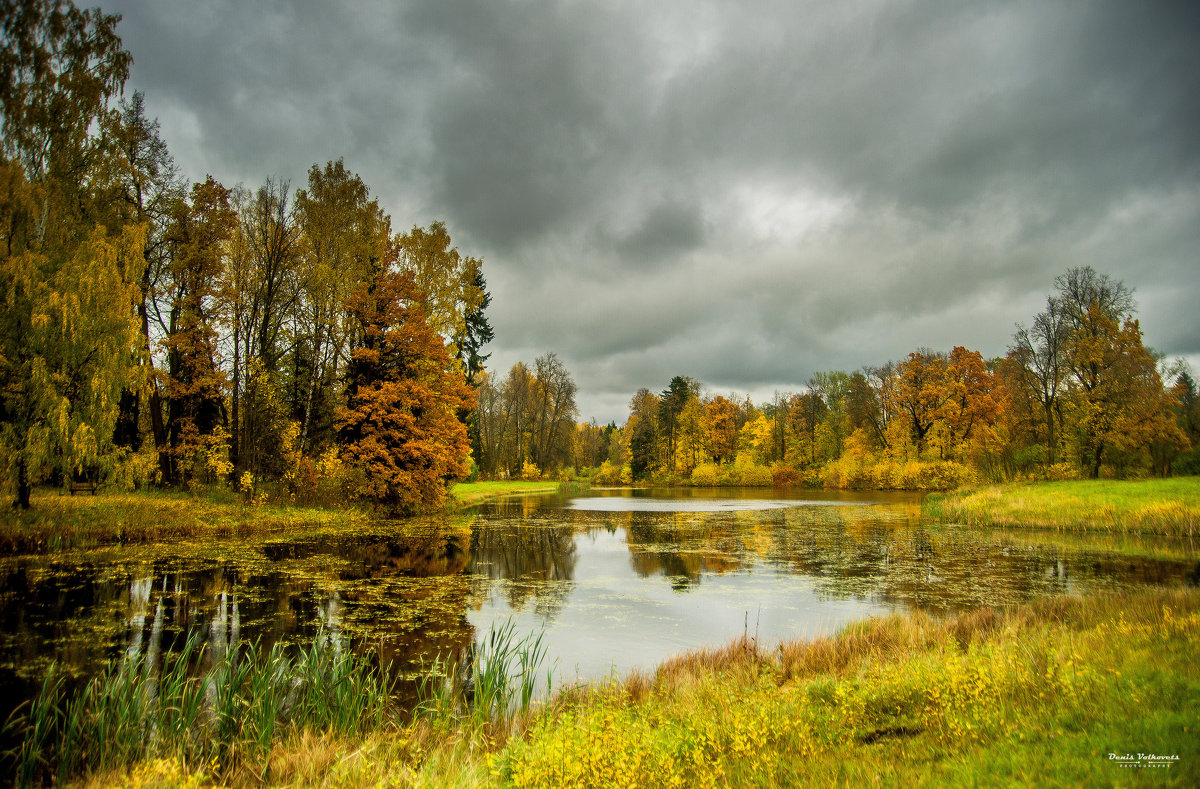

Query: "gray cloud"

xmin=106 ymin=0 xmax=1200 ymax=422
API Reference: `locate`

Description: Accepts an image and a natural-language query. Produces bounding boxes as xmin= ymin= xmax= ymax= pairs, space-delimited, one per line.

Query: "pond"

xmin=1 ymin=487 xmax=1197 ymax=723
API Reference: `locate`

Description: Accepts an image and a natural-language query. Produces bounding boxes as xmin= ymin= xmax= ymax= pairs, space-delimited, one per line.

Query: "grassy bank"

xmin=0 ymin=479 xmax=568 ymax=554
xmin=25 ymin=585 xmax=1198 ymax=787
xmin=447 ymin=480 xmax=563 ymax=508
xmin=924 ymin=478 xmax=1200 ymax=536
xmin=0 ymin=489 xmax=369 ymax=554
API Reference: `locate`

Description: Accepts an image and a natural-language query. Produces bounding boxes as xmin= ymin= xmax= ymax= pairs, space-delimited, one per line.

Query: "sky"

xmin=103 ymin=0 xmax=1200 ymax=424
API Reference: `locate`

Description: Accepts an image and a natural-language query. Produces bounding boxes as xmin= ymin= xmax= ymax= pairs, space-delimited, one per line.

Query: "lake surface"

xmin=1 ymin=487 xmax=1197 ymax=719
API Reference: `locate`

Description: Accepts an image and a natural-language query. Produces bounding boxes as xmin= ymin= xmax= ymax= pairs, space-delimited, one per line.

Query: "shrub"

xmin=1172 ymin=447 xmax=1200 ymax=476
xmin=689 ymin=463 xmax=721 ymax=487
xmin=1046 ymin=462 xmax=1080 ymax=481
xmin=736 ymin=463 xmax=773 ymax=487
xmin=772 ymin=464 xmax=801 ymax=488
xmin=592 ymin=461 xmax=623 ymax=486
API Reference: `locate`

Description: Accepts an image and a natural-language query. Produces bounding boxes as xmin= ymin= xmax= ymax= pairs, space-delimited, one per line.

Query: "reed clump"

xmin=415 ymin=619 xmax=552 ymax=740
xmin=5 ymin=633 xmax=394 ymax=787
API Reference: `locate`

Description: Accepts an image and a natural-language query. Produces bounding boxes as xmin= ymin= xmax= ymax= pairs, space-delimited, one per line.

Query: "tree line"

xmin=1 ymin=1 xmax=491 ymax=512
xmin=562 ymin=267 xmax=1195 ymax=488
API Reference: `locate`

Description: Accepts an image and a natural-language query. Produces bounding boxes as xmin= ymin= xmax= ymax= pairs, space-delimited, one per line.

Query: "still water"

xmin=1 ymin=488 xmax=1196 ymax=718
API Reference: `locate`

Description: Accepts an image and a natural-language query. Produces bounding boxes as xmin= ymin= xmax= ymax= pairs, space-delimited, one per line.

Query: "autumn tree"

xmin=704 ymin=395 xmax=739 ymax=464
xmin=337 ymin=264 xmax=474 ymax=513
xmin=159 ymin=176 xmax=235 ymax=484
xmin=294 ymin=159 xmax=389 ymax=453
xmin=1 ymin=0 xmax=145 ymax=507
xmin=1065 ymin=306 xmax=1182 ymax=477
xmin=395 ymin=221 xmax=486 ymax=353
xmin=0 ymin=165 xmax=144 ymax=505
xmin=889 ymin=351 xmax=953 ymax=453
xmin=231 ymin=178 xmax=302 ymax=475
xmin=1007 ymin=296 xmax=1070 ymax=466
xmin=939 ymin=346 xmax=999 ymax=457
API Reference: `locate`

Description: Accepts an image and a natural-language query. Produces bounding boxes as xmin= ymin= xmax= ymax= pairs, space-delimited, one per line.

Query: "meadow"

xmin=924 ymin=478 xmax=1200 ymax=536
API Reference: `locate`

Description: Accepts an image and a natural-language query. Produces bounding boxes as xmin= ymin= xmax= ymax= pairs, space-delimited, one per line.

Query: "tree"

xmin=0 ymin=0 xmax=129 ymax=181
xmin=1 ymin=199 xmax=144 ymax=506
xmin=456 ymin=264 xmax=493 ymax=387
xmin=528 ymin=352 xmax=578 ymax=475
xmin=704 ymin=395 xmax=738 ymax=464
xmin=1065 ymin=307 xmax=1182 ymax=477
xmin=294 ymin=159 xmax=388 ymax=453
xmin=628 ymin=388 xmax=659 ymax=480
xmin=940 ymin=346 xmax=999 ymax=456
xmin=1 ymin=0 xmax=144 ymax=508
xmin=395 ymin=221 xmax=486 ymax=353
xmin=890 ymin=351 xmax=952 ymax=453
xmin=159 ymin=176 xmax=235 ymax=484
xmin=232 ymin=178 xmax=302 ymax=475
xmin=1008 ymin=296 xmax=1069 ymax=465
xmin=103 ymin=91 xmax=185 ymax=453
xmin=337 ymin=264 xmax=474 ymax=513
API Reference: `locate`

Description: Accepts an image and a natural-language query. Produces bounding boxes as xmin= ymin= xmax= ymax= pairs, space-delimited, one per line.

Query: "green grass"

xmin=924 ymin=478 xmax=1200 ymax=535
xmin=53 ymin=586 xmax=1200 ymax=787
xmin=447 ymin=480 xmax=562 ymax=508
xmin=0 ymin=488 xmax=368 ymax=554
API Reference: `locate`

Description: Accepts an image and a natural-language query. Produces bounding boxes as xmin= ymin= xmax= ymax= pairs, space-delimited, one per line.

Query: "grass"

xmin=0 ymin=488 xmax=369 ymax=554
xmin=499 ymin=588 xmax=1200 ymax=788
xmin=447 ymin=480 xmax=563 ymax=508
xmin=924 ymin=478 xmax=1200 ymax=536
xmin=24 ymin=586 xmax=1200 ymax=787
xmin=0 ymin=478 xmax=569 ymax=554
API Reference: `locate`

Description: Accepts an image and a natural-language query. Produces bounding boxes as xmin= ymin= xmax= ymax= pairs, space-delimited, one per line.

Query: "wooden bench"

xmin=68 ymin=478 xmax=99 ymax=495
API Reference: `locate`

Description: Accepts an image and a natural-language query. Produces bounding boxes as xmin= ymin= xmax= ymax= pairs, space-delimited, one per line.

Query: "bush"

xmin=592 ymin=461 xmax=623 ymax=486
xmin=772 ymin=464 xmax=801 ymax=488
xmin=1171 ymin=447 xmax=1200 ymax=476
xmin=736 ymin=463 xmax=773 ymax=487
xmin=520 ymin=461 xmax=542 ymax=481
xmin=689 ymin=463 xmax=721 ymax=487
xmin=1046 ymin=462 xmax=1080 ymax=481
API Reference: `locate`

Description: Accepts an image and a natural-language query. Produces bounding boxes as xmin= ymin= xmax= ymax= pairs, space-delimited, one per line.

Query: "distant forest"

xmin=2 ymin=2 xmax=1196 ymax=515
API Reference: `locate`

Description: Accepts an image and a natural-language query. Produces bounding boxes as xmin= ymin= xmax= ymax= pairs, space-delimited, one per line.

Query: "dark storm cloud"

xmin=105 ymin=0 xmax=1200 ymax=422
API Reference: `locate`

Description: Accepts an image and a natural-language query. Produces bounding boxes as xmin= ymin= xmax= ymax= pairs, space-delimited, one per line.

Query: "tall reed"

xmin=415 ymin=619 xmax=551 ymax=732
xmin=4 ymin=630 xmax=396 ymax=787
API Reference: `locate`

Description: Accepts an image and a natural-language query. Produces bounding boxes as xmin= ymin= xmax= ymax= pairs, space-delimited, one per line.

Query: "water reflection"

xmin=0 ymin=490 xmax=1197 ymax=721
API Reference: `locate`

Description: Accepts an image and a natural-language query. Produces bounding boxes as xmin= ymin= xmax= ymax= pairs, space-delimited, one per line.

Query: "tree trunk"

xmin=15 ymin=458 xmax=31 ymax=509
xmin=230 ymin=313 xmax=240 ymax=473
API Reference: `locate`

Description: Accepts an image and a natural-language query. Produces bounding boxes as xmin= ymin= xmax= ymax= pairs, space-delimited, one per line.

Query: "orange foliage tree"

xmin=336 ymin=263 xmax=475 ymax=513
xmin=704 ymin=395 xmax=740 ymax=464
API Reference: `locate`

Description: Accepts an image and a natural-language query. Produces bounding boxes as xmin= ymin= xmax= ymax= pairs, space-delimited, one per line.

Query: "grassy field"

xmin=25 ymin=585 xmax=1196 ymax=787
xmin=0 ymin=479 xmax=565 ymax=554
xmin=447 ymin=480 xmax=562 ymax=508
xmin=0 ymin=488 xmax=369 ymax=553
xmin=924 ymin=478 xmax=1200 ymax=536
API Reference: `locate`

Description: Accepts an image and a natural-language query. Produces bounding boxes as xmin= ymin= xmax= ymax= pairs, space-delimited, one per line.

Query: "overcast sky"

xmin=105 ymin=0 xmax=1200 ymax=423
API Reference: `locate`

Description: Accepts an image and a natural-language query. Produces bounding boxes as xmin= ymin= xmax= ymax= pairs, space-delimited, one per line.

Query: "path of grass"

xmin=924 ymin=478 xmax=1200 ymax=536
